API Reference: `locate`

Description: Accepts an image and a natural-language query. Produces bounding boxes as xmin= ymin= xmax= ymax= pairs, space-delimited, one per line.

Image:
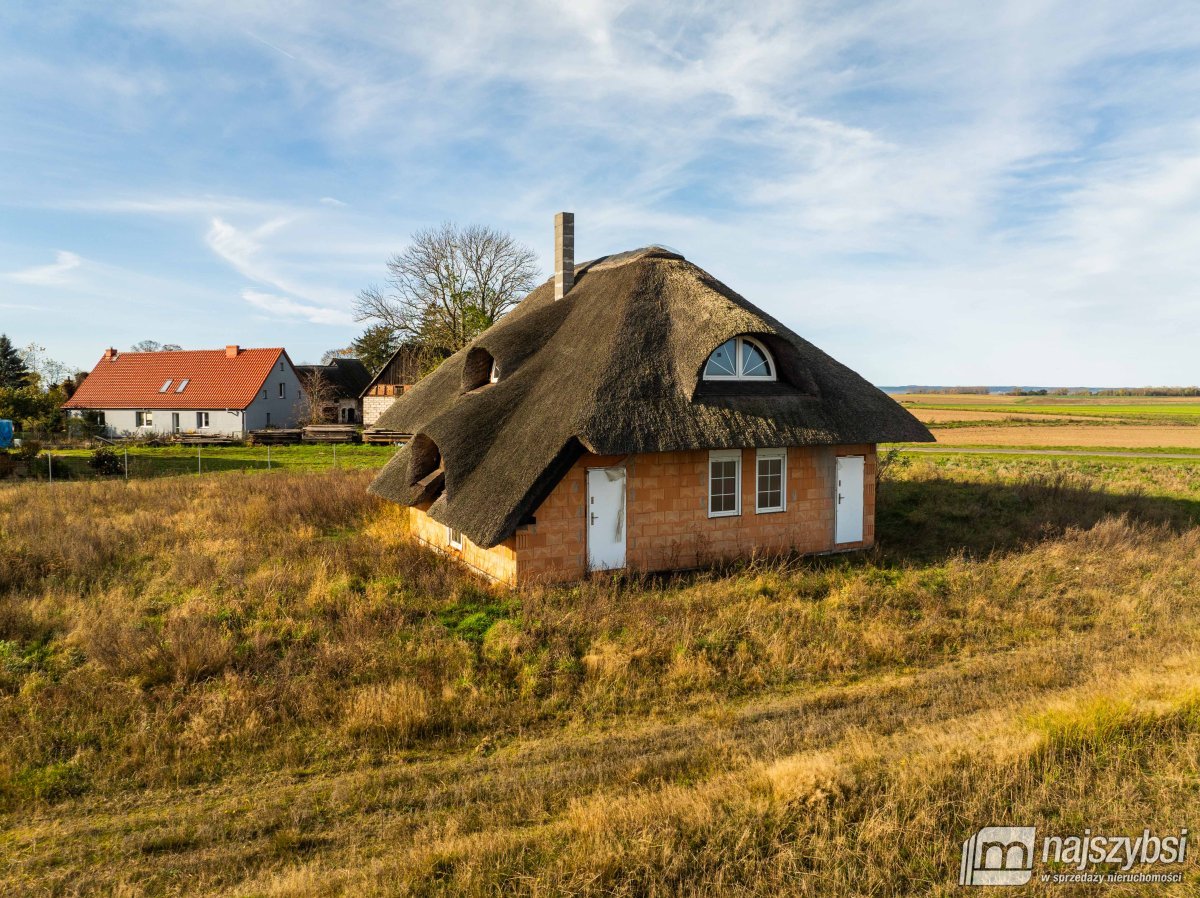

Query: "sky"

xmin=2 ymin=1 xmax=1199 ymax=385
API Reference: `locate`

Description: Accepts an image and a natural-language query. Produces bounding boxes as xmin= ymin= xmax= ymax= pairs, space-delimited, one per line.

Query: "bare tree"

xmin=296 ymin=368 xmax=337 ymax=425
xmin=130 ymin=340 xmax=182 ymax=353
xmin=354 ymin=222 xmax=540 ymax=353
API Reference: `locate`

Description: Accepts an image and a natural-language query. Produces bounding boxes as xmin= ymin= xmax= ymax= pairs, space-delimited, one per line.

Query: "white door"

xmin=835 ymin=456 xmax=865 ymax=544
xmin=587 ymin=467 xmax=626 ymax=571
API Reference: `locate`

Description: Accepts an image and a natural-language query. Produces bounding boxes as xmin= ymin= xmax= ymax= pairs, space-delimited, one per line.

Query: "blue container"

xmin=0 ymin=419 xmax=12 ymax=449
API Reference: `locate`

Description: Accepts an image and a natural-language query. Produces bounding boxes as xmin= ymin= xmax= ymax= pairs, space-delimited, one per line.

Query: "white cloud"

xmin=243 ymin=289 xmax=354 ymax=325
xmin=7 ymin=1 xmax=1200 ymax=380
xmin=6 ymin=250 xmax=82 ymax=285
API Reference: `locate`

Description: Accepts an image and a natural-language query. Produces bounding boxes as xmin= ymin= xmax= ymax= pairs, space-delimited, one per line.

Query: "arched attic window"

xmin=702 ymin=335 xmax=776 ymax=381
xmin=462 ymin=347 xmax=499 ymax=392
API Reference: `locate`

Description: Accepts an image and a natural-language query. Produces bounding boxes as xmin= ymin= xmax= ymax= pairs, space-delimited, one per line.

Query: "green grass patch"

xmin=37 ymin=444 xmax=399 ymax=480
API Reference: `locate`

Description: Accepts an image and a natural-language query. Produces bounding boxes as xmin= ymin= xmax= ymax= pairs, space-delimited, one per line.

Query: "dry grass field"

xmin=893 ymin=392 xmax=1200 ymax=451
xmin=2 ymin=458 xmax=1199 ymax=895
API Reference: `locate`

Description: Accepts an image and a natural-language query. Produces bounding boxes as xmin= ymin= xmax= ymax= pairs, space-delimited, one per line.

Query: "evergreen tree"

xmin=351 ymin=324 xmax=402 ymax=376
xmin=0 ymin=334 xmax=31 ymax=389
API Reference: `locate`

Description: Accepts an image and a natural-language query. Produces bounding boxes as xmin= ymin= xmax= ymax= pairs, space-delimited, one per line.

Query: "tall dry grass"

xmin=1 ymin=458 xmax=1199 ymax=895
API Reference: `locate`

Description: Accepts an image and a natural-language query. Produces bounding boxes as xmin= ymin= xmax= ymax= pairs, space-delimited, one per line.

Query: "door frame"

xmin=586 ymin=465 xmax=627 ymax=571
xmin=834 ymin=454 xmax=866 ymax=545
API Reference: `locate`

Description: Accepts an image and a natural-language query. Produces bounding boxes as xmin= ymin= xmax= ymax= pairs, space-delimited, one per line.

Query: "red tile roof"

xmin=63 ymin=347 xmax=289 ymax=410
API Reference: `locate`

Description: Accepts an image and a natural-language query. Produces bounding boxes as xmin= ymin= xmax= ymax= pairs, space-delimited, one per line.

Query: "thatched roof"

xmin=370 ymin=247 xmax=933 ymax=548
xmin=296 ymin=358 xmax=371 ymax=399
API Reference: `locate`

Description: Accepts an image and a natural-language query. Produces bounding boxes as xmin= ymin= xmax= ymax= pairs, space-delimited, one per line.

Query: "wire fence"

xmin=1 ymin=442 xmax=399 ymax=484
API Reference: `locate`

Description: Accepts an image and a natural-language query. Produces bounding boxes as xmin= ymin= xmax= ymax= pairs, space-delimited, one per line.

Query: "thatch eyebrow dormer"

xmin=461 ymin=347 xmax=497 ymax=392
xmin=369 ymin=244 xmax=932 ymax=549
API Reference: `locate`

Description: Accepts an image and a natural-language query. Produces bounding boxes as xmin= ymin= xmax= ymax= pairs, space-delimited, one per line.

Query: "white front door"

xmin=587 ymin=466 xmax=626 ymax=571
xmin=835 ymin=455 xmax=865 ymax=544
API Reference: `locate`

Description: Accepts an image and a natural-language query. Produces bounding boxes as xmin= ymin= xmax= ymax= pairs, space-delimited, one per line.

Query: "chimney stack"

xmin=554 ymin=212 xmax=574 ymax=300
xmin=226 ymin=344 xmax=240 ymax=358
xmin=103 ymin=347 xmax=118 ymax=361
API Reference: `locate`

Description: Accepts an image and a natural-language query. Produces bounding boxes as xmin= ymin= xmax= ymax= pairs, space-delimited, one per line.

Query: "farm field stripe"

xmin=897 ymin=446 xmax=1200 ymax=460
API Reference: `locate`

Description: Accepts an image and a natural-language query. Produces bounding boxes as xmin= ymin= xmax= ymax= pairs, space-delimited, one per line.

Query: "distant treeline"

xmin=1094 ymin=387 xmax=1200 ymax=397
xmin=908 ymin=387 xmax=990 ymax=395
xmin=1007 ymin=387 xmax=1200 ymax=397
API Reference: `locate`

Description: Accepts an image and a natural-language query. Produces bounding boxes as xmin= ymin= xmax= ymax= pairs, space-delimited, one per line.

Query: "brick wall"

xmin=514 ymin=444 xmax=876 ymax=584
xmin=404 ymin=506 xmax=518 ymax=585
xmin=363 ymin=395 xmax=397 ymax=427
xmin=399 ymin=444 xmax=875 ymax=587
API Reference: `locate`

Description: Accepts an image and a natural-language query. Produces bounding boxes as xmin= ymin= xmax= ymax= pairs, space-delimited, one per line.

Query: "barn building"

xmin=360 ymin=344 xmax=433 ymax=427
xmin=369 ymin=214 xmax=933 ymax=585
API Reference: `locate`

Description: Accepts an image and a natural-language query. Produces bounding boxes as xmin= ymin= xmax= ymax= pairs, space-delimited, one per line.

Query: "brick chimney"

xmin=102 ymin=347 xmax=118 ymax=361
xmin=225 ymin=344 xmax=240 ymax=358
xmin=554 ymin=212 xmax=574 ymax=300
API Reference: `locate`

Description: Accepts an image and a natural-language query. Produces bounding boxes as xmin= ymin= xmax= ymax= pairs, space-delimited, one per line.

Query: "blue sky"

xmin=2 ymin=1 xmax=1199 ymax=384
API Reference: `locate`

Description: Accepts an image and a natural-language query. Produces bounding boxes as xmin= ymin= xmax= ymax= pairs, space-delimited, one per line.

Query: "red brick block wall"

xmin=514 ymin=444 xmax=875 ymax=584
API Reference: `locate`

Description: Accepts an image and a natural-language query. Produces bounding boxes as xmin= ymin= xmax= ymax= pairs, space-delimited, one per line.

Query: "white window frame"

xmin=702 ymin=335 xmax=776 ymax=382
xmin=175 ymin=379 xmax=189 ymax=393
xmin=755 ymin=448 xmax=787 ymax=514
xmin=136 ymin=410 xmax=154 ymax=428
xmin=196 ymin=411 xmax=210 ymax=429
xmin=278 ymin=382 xmax=286 ymax=398
xmin=447 ymin=526 xmax=463 ymax=549
xmin=707 ymin=449 xmax=742 ymax=518
xmin=159 ymin=379 xmax=173 ymax=393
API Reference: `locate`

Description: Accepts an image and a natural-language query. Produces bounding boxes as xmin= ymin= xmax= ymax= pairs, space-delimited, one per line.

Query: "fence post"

xmin=333 ymin=443 xmax=338 ymax=467
xmin=267 ymin=443 xmax=272 ymax=470
xmin=198 ymin=444 xmax=201 ymax=474
xmin=124 ymin=446 xmax=129 ymax=481
xmin=48 ymin=452 xmax=53 ymax=483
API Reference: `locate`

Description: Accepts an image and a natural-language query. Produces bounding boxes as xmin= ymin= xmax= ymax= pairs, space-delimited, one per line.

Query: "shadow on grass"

xmin=611 ymin=472 xmax=1200 ymax=592
xmin=876 ymin=472 xmax=1200 ymax=564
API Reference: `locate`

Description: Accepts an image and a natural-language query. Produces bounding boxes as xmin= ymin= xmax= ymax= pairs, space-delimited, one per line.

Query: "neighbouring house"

xmin=360 ymin=343 xmax=434 ymax=427
xmin=62 ymin=345 xmax=304 ymax=437
xmin=369 ymin=213 xmax=934 ymax=586
xmin=296 ymin=357 xmax=372 ymax=424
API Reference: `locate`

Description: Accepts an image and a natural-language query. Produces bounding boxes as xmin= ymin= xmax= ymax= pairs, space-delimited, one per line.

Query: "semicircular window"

xmin=703 ymin=336 xmax=775 ymax=381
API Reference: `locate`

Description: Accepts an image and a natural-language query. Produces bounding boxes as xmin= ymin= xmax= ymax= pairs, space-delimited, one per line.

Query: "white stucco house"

xmin=63 ymin=345 xmax=304 ymax=437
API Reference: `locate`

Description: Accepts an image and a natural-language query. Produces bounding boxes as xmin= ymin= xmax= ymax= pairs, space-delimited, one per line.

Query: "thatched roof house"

xmin=371 ymin=214 xmax=932 ymax=585
xmin=296 ymin=357 xmax=371 ymax=424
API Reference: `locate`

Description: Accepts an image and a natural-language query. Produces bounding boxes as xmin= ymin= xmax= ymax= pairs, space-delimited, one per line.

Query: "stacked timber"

xmin=249 ymin=429 xmax=303 ymax=445
xmin=362 ymin=428 xmax=411 ymax=445
xmin=174 ymin=434 xmax=236 ymax=446
xmin=302 ymin=424 xmax=360 ymax=444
